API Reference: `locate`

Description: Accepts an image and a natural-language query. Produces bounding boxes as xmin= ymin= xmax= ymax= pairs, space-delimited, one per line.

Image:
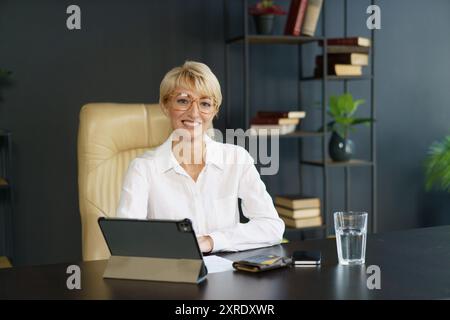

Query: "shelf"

xmin=301 ymin=75 xmax=373 ymax=82
xmin=248 ymin=130 xmax=324 ymax=138
xmin=225 ymin=130 xmax=324 ymax=139
xmin=278 ymin=131 xmax=324 ymax=138
xmin=300 ymin=159 xmax=374 ymax=167
xmin=226 ymin=35 xmax=323 ymax=45
xmin=224 ymin=0 xmax=377 ymax=237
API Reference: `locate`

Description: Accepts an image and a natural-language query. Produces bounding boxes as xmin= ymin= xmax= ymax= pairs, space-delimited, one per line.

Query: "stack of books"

xmin=249 ymin=111 xmax=306 ymax=135
xmin=284 ymin=0 xmax=323 ymax=37
xmin=275 ymin=195 xmax=322 ymax=229
xmin=314 ymin=37 xmax=371 ymax=77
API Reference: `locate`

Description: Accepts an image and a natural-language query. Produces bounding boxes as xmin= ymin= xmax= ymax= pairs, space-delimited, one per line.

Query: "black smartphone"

xmin=292 ymin=250 xmax=321 ymax=266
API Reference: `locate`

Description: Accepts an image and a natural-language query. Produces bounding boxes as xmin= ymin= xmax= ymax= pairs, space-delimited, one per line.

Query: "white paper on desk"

xmin=203 ymin=255 xmax=234 ymax=274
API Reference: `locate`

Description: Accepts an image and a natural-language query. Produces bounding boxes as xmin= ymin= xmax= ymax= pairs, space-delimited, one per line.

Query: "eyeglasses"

xmin=168 ymin=92 xmax=216 ymax=114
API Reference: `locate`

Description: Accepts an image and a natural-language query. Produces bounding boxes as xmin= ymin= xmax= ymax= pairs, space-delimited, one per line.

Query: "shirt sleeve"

xmin=208 ymin=150 xmax=285 ymax=252
xmin=116 ymin=158 xmax=149 ymax=220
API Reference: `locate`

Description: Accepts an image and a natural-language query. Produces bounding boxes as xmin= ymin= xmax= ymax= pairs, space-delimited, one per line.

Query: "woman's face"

xmin=163 ymin=87 xmax=218 ymax=140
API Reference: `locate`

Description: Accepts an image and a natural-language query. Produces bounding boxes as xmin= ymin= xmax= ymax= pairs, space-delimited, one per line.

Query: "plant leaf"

xmin=351 ymin=118 xmax=374 ymax=126
xmin=336 ymin=94 xmax=348 ymax=115
xmin=349 ymin=99 xmax=365 ymax=116
xmin=334 ymin=116 xmax=353 ymax=126
xmin=424 ymin=136 xmax=450 ymax=193
xmin=329 ymin=96 xmax=339 ymax=117
xmin=342 ymin=93 xmax=354 ymax=115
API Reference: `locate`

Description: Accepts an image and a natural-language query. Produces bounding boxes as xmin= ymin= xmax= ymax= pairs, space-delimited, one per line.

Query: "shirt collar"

xmin=155 ymin=131 xmax=224 ymax=173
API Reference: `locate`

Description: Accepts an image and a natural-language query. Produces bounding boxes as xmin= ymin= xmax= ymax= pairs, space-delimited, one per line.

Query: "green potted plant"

xmin=425 ymin=136 xmax=450 ymax=193
xmin=249 ymin=0 xmax=286 ymax=35
xmin=423 ymin=136 xmax=450 ymax=226
xmin=320 ymin=93 xmax=374 ymax=161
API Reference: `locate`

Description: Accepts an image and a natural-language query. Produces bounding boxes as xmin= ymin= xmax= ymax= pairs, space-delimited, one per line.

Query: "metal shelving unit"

xmin=224 ymin=0 xmax=377 ymax=237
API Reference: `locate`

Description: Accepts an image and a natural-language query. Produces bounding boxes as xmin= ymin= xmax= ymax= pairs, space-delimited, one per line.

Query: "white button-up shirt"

xmin=116 ymin=133 xmax=285 ymax=252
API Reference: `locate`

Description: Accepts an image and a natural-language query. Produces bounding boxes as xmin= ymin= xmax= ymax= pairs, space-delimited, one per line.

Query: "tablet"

xmin=98 ymin=217 xmax=207 ymax=281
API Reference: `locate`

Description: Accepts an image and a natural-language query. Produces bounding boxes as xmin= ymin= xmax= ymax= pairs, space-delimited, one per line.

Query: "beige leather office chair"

xmin=77 ymin=103 xmax=172 ymax=261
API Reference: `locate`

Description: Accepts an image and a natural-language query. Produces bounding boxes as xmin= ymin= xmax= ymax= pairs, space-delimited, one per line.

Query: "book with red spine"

xmin=316 ymin=53 xmax=369 ymax=66
xmin=325 ymin=45 xmax=370 ymax=54
xmin=251 ymin=117 xmax=300 ymax=125
xmin=256 ymin=111 xmax=306 ymax=119
xmin=319 ymin=37 xmax=371 ymax=47
xmin=249 ymin=125 xmax=297 ymax=135
xmin=314 ymin=64 xmax=362 ymax=77
xmin=284 ymin=0 xmax=308 ymax=36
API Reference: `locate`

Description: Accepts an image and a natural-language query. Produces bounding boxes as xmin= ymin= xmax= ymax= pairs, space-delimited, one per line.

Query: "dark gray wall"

xmin=0 ymin=0 xmax=225 ymax=266
xmin=0 ymin=0 xmax=449 ymax=266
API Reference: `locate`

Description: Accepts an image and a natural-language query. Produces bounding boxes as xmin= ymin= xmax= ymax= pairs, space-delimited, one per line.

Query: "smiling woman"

xmin=116 ymin=61 xmax=285 ymax=253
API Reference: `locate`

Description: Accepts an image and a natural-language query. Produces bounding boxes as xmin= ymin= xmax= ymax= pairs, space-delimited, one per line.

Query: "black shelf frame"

xmin=226 ymin=35 xmax=324 ymax=45
xmin=300 ymin=75 xmax=373 ymax=81
xmin=224 ymin=0 xmax=377 ymax=237
xmin=300 ymin=159 xmax=374 ymax=168
xmin=226 ymin=130 xmax=324 ymax=139
xmin=0 ymin=129 xmax=14 ymax=261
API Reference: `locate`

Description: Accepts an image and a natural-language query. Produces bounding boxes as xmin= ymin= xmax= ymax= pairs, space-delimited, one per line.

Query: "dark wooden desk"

xmin=1 ymin=226 xmax=450 ymax=299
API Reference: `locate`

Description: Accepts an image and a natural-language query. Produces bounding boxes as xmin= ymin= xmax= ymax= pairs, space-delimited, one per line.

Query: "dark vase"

xmin=329 ymin=131 xmax=354 ymax=162
xmin=253 ymin=14 xmax=274 ymax=35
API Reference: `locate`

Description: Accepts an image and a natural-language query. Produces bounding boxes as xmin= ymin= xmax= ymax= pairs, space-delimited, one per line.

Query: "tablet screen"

xmin=98 ymin=218 xmax=203 ymax=260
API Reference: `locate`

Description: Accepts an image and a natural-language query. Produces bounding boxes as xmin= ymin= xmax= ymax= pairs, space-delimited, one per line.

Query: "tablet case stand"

xmin=103 ymin=255 xmax=206 ymax=284
xmin=99 ymin=218 xmax=207 ymax=284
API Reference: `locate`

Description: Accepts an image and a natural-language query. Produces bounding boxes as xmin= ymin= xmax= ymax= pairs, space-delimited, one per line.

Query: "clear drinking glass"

xmin=334 ymin=211 xmax=368 ymax=265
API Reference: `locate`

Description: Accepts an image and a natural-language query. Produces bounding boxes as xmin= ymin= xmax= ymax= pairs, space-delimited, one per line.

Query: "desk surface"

xmin=1 ymin=226 xmax=450 ymax=299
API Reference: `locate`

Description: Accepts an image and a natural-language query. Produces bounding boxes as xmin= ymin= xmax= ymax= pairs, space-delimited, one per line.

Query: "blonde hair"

xmin=159 ymin=61 xmax=222 ymax=111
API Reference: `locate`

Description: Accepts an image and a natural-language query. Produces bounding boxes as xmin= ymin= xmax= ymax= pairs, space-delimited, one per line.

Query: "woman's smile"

xmin=181 ymin=119 xmax=202 ymax=128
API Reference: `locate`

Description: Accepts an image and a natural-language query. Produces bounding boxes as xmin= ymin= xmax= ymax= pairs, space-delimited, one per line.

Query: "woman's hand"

xmin=197 ymin=235 xmax=214 ymax=253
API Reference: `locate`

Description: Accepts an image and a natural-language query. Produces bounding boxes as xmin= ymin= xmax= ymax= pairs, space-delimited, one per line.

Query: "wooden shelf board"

xmin=226 ymin=35 xmax=324 ymax=45
xmin=301 ymin=75 xmax=373 ymax=81
xmin=226 ymin=131 xmax=324 ymax=139
xmin=248 ymin=130 xmax=324 ymax=138
xmin=300 ymin=159 xmax=374 ymax=167
xmin=279 ymin=131 xmax=324 ymax=138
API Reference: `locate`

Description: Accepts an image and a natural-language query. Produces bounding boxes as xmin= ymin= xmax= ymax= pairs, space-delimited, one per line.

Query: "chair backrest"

xmin=77 ymin=103 xmax=172 ymax=261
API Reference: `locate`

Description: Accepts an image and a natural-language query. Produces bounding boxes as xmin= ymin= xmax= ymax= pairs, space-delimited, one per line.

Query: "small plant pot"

xmin=253 ymin=14 xmax=275 ymax=35
xmin=329 ymin=132 xmax=354 ymax=162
